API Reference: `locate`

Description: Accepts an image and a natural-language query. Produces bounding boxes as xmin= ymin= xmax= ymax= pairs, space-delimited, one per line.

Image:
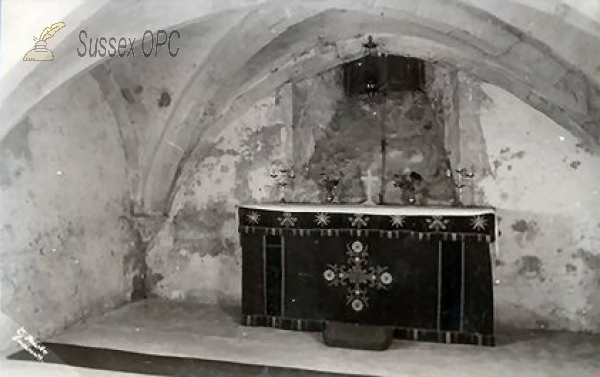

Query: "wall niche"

xmin=291 ymin=56 xmax=457 ymax=206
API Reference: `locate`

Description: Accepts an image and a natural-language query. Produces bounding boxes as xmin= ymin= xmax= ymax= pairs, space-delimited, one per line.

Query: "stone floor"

xmin=2 ymin=298 xmax=600 ymax=377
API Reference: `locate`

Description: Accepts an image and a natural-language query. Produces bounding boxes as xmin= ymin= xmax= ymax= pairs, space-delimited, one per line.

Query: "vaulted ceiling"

xmin=2 ymin=0 xmax=600 ymax=214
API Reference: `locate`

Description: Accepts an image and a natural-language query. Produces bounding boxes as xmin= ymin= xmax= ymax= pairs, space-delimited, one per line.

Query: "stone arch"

xmin=1 ymin=1 xmax=599 ymax=214
xmin=141 ymin=7 xmax=600 ymax=213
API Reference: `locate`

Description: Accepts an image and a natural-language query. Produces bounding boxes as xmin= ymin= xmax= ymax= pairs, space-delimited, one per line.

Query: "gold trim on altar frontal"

xmin=242 ymin=315 xmax=495 ymax=346
xmin=240 ymin=226 xmax=493 ymax=243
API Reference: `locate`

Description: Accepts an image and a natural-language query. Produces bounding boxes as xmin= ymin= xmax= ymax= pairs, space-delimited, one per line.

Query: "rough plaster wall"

xmin=477 ymin=84 xmax=600 ymax=332
xmin=301 ymin=91 xmax=456 ymax=205
xmin=102 ymin=11 xmax=246 ymax=193
xmin=0 ymin=73 xmax=137 ymax=350
xmin=149 ymin=67 xmax=457 ymax=306
xmin=382 ymin=91 xmax=455 ymax=205
xmin=146 ymin=94 xmax=289 ymax=304
xmin=105 ymin=26 xmax=213 ymax=167
xmin=425 ymin=63 xmax=466 ymax=190
xmin=291 ymin=69 xmax=345 ymax=202
xmin=144 ymin=71 xmax=346 ymax=303
xmin=293 ymin=67 xmax=455 ymax=205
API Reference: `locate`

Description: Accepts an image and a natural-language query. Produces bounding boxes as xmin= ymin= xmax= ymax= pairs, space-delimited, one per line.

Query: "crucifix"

xmin=361 ymin=169 xmax=378 ymax=205
xmin=454 ymin=167 xmax=475 ymax=206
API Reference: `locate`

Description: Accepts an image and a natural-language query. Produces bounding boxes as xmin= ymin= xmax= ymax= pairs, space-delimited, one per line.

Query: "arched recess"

xmin=1 ymin=1 xmax=600 ymax=215
xmin=142 ymin=7 xmax=600 ymax=214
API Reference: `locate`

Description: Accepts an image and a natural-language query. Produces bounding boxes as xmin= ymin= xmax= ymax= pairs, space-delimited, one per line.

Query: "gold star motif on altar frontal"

xmin=315 ymin=212 xmax=330 ymax=227
xmin=390 ymin=215 xmax=406 ymax=228
xmin=470 ymin=215 xmax=488 ymax=231
xmin=246 ymin=211 xmax=260 ymax=225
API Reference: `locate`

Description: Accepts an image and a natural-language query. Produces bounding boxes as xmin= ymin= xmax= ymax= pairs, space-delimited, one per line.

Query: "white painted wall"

xmin=479 ymin=84 xmax=600 ymax=331
xmin=1 ymin=0 xmax=107 ymax=76
xmin=0 ymin=72 xmax=136 ymax=350
xmin=513 ymin=0 xmax=600 ymax=18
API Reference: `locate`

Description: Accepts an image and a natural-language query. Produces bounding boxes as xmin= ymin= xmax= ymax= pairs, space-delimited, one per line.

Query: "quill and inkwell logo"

xmin=23 ymin=22 xmax=66 ymax=61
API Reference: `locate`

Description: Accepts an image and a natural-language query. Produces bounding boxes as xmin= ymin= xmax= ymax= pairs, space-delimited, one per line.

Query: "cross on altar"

xmin=454 ymin=168 xmax=475 ymax=206
xmin=361 ymin=169 xmax=378 ymax=205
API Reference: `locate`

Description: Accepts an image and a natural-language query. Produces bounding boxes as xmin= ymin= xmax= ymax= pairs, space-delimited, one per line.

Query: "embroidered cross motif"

xmin=278 ymin=212 xmax=298 ymax=227
xmin=426 ymin=216 xmax=449 ymax=231
xmin=323 ymin=241 xmax=392 ymax=312
xmin=349 ymin=214 xmax=369 ymax=228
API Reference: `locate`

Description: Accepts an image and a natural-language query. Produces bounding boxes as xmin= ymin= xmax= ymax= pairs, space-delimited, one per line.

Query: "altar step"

xmin=5 ymin=299 xmax=595 ymax=377
xmin=7 ymin=343 xmax=369 ymax=377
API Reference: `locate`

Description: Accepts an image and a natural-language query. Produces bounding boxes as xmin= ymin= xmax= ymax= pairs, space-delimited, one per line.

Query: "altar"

xmin=238 ymin=204 xmax=497 ymax=346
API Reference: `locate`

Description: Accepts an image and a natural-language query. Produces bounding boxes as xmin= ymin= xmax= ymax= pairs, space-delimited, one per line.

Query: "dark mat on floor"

xmin=7 ymin=342 xmax=374 ymax=377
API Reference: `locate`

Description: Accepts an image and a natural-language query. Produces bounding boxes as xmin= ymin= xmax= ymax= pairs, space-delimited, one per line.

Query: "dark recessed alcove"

xmin=343 ymin=55 xmax=425 ymax=96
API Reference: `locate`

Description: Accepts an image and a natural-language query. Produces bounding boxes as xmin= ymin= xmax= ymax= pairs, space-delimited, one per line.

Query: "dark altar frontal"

xmin=238 ymin=204 xmax=497 ymax=347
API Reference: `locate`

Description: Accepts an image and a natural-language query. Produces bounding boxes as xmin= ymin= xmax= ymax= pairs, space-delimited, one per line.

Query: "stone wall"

xmin=0 ymin=73 xmax=137 ymax=350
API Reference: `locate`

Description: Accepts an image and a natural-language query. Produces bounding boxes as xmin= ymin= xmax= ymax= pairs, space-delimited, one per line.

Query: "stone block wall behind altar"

xmin=145 ymin=66 xmax=600 ymax=333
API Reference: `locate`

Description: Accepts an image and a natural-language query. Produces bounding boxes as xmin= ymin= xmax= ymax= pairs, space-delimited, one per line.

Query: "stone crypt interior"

xmin=1 ymin=1 xmax=600 ymax=376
